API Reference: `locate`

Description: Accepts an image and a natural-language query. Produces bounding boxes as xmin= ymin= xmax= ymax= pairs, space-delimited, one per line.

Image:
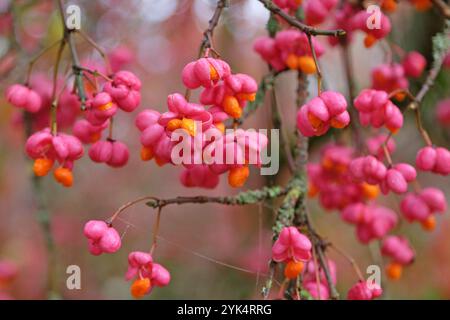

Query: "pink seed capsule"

xmin=272 ymin=226 xmax=312 ymax=263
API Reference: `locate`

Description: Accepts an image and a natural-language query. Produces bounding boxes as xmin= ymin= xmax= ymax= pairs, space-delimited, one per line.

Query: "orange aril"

xmin=386 ymin=262 xmax=403 ymax=280
xmin=308 ymin=183 xmax=319 ymax=198
xmin=141 ymin=146 xmax=154 ymax=161
xmin=394 ymin=92 xmax=406 ymax=102
xmin=330 ymin=118 xmax=346 ymax=129
xmin=53 ymin=167 xmax=73 ymax=187
xmin=98 ymin=101 xmax=114 ymax=111
xmin=285 ymin=53 xmax=299 ymax=70
xmin=413 ymin=0 xmax=432 ymax=11
xmin=155 ymin=157 xmax=166 ymax=167
xmin=167 ymin=119 xmax=183 ymax=131
xmin=130 ymin=278 xmax=151 ymax=299
xmin=209 ymin=65 xmax=219 ymax=81
xmin=322 ymin=157 xmax=334 ymax=170
xmin=361 ymin=183 xmax=380 ymax=199
xmin=284 ymin=260 xmax=304 ymax=279
xmin=364 ymin=34 xmax=377 ymax=48
xmin=33 ymin=158 xmax=54 ymax=177
xmin=307 ymin=112 xmax=323 ymax=129
xmin=421 ymin=215 xmax=436 ymax=231
xmin=387 ymin=126 xmax=399 ymax=135
xmin=228 ymin=166 xmax=250 ymax=188
xmin=236 ymin=92 xmax=256 ymax=102
xmin=298 ymin=56 xmax=317 ymax=74
xmin=90 ymin=132 xmax=101 ymax=143
xmin=181 ymin=118 xmax=196 ymax=136
xmin=223 ymin=96 xmax=242 ymax=119
xmin=215 ymin=122 xmax=225 ymax=133
xmin=381 ymin=0 xmax=397 ymax=13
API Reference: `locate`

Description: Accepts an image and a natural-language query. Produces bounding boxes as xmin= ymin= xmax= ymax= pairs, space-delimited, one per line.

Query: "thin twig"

xmin=200 ymin=0 xmax=227 ymax=52
xmin=25 ymin=39 xmax=62 ymax=85
xmin=185 ymin=0 xmax=228 ymax=100
xmin=108 ymin=186 xmax=289 ymax=224
xmin=77 ymin=29 xmax=112 ymax=74
xmin=329 ymin=243 xmax=364 ymax=281
xmin=306 ymin=34 xmax=322 ymax=94
xmin=50 ymin=40 xmax=66 ymax=135
xmin=257 ymin=0 xmax=345 ymax=37
xmin=341 ymin=44 xmax=363 ymax=151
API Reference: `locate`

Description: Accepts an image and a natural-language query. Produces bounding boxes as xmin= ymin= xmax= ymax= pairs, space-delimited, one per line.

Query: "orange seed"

xmin=223 ymin=96 xmax=242 ymax=119
xmin=386 ymin=262 xmax=403 ymax=281
xmin=53 ymin=167 xmax=73 ymax=187
xmin=381 ymin=0 xmax=397 ymax=13
xmin=364 ymin=34 xmax=377 ymax=48
xmin=130 ymin=278 xmax=151 ymax=299
xmin=98 ymin=101 xmax=114 ymax=111
xmin=228 ymin=166 xmax=250 ymax=188
xmin=361 ymin=183 xmax=380 ymax=200
xmin=167 ymin=119 xmax=183 ymax=131
xmin=298 ymin=56 xmax=317 ymax=74
xmin=33 ymin=158 xmax=54 ymax=177
xmin=140 ymin=146 xmax=154 ymax=161
xmin=284 ymin=260 xmax=304 ymax=279
xmin=307 ymin=112 xmax=323 ymax=129
xmin=181 ymin=118 xmax=196 ymax=136
xmin=421 ymin=215 xmax=436 ymax=231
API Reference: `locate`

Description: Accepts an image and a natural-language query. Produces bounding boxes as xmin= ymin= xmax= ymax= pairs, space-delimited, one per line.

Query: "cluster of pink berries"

xmin=354 ymin=89 xmax=403 ymax=134
xmin=303 ymin=0 xmax=338 ymax=26
xmin=296 ymin=91 xmax=350 ymax=137
xmin=81 ymin=70 xmax=141 ymax=169
xmin=307 ymin=144 xmax=380 ymax=210
xmin=347 ymin=281 xmax=382 ymax=300
xmin=254 ymin=29 xmax=324 ymax=73
xmin=136 ymin=57 xmax=267 ymax=189
xmin=83 ymin=221 xmax=170 ymax=299
xmin=306 ymin=135 xmax=447 ymax=282
xmin=272 ymin=226 xmax=383 ymax=300
xmin=6 ymin=84 xmax=42 ymax=113
xmin=341 ymin=203 xmax=398 ymax=243
xmin=272 ymin=0 xmax=339 ymax=27
xmin=9 ymin=74 xmax=81 ymax=132
xmin=126 ymin=251 xmax=170 ymax=299
xmin=307 ymin=2 xmax=392 ymax=48
xmin=6 ymin=65 xmax=141 ymax=187
xmin=371 ymin=52 xmax=427 ymax=100
xmin=83 ymin=220 xmax=121 ymax=255
xmin=182 ymin=57 xmax=257 ymax=119
xmin=380 ymin=236 xmax=415 ymax=280
xmin=350 ymin=156 xmax=417 ymax=194
xmin=401 ymin=188 xmax=447 ymax=229
xmin=416 ymin=146 xmax=450 ymax=175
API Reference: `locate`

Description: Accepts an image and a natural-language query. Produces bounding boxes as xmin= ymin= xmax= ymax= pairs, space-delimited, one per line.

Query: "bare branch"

xmin=257 ymin=0 xmax=345 ymax=37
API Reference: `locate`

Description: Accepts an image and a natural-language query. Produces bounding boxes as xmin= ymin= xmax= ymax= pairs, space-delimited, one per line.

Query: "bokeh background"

xmin=0 ymin=0 xmax=449 ymax=299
